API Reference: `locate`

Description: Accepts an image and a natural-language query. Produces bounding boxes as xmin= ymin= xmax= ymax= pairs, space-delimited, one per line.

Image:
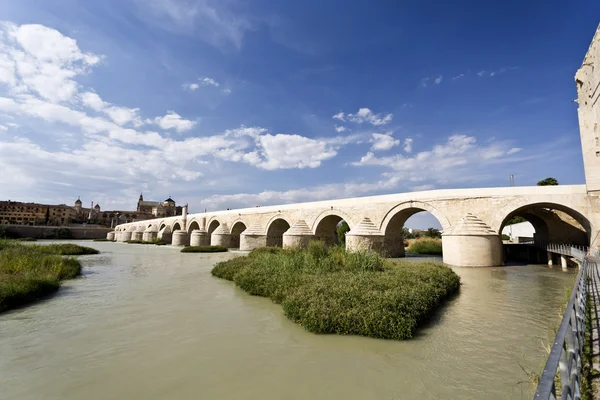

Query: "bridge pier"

xmin=345 ymin=217 xmax=385 ymax=254
xmin=547 ymin=252 xmax=554 ymax=266
xmin=384 ymin=234 xmax=405 ymax=258
xmin=131 ymin=231 xmax=143 ymax=241
xmin=283 ymin=220 xmax=314 ymax=249
xmin=172 ymin=231 xmax=190 ymax=246
xmin=120 ymin=231 xmax=132 ymax=242
xmin=442 ymin=213 xmax=503 ymax=267
xmin=190 ymin=228 xmax=209 ymax=246
xmin=240 ymin=222 xmax=267 ymax=251
xmin=561 ymin=255 xmax=568 ymax=270
xmin=107 ymin=231 xmax=115 ymax=241
xmin=143 ymin=227 xmax=158 ymax=242
xmin=211 ymin=223 xmax=231 ymax=247
xmin=158 ymin=227 xmax=172 ymax=244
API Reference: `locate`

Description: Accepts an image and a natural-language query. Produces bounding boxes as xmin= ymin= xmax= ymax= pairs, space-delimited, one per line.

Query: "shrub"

xmin=181 ymin=245 xmax=228 ymax=253
xmin=211 ymin=242 xmax=460 ymax=340
xmin=43 ymin=227 xmax=73 ymax=239
xmin=501 ymin=234 xmax=510 ymax=241
xmin=407 ymin=238 xmax=443 ymax=255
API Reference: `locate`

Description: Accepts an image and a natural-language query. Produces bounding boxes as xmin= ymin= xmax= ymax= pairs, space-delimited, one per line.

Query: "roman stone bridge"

xmin=111 ymin=184 xmax=600 ymax=267
xmin=111 ymin=24 xmax=600 ymax=268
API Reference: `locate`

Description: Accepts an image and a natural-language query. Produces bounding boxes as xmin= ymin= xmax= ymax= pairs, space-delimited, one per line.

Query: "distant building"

xmin=136 ymin=194 xmax=180 ymax=218
xmin=502 ymin=221 xmax=535 ymax=242
xmin=1 ymin=194 xmax=182 ymax=227
xmin=0 ymin=201 xmax=76 ymax=226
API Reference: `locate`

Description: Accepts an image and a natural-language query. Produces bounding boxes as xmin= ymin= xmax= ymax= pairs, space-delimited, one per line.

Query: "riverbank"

xmin=212 ymin=243 xmax=460 ymax=340
xmin=406 ymin=237 xmax=443 ymax=255
xmin=0 ymin=241 xmax=99 ymax=312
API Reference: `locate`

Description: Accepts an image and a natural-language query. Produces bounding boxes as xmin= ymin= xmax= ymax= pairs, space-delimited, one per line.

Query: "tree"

xmin=425 ymin=227 xmax=442 ymax=238
xmin=537 ymin=177 xmax=558 ymax=186
xmin=402 ymin=227 xmax=414 ymax=239
xmin=336 ymin=221 xmax=350 ymax=246
xmin=506 ymin=216 xmax=526 ymax=226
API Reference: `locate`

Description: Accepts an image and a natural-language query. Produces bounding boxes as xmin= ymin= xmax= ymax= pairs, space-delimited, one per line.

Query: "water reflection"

xmin=0 ymin=242 xmax=577 ymax=400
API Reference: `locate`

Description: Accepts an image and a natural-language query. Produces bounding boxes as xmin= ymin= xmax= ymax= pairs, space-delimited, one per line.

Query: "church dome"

xmin=94 ymin=204 xmax=101 ymax=210
xmin=75 ymin=198 xmax=82 ymax=205
xmin=164 ymin=197 xmax=175 ymax=204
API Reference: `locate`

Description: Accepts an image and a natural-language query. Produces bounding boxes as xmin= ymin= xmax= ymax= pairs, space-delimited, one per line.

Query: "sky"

xmin=0 ymin=0 xmax=598 ymax=229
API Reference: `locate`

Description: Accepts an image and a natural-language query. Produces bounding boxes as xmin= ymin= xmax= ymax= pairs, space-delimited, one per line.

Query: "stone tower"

xmin=576 ymin=24 xmax=600 ymax=193
xmin=74 ymin=197 xmax=82 ymax=214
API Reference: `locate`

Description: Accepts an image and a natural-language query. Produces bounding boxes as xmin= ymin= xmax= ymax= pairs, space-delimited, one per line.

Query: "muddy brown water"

xmin=0 ymin=242 xmax=576 ymax=399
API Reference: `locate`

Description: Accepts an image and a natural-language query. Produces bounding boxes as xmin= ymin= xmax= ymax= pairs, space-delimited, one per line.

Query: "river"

xmin=0 ymin=241 xmax=576 ymax=399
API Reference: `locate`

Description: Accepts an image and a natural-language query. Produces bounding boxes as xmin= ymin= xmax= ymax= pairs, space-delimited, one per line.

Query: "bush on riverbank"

xmin=17 ymin=237 xmax=38 ymax=242
xmin=211 ymin=242 xmax=460 ymax=340
xmin=181 ymin=245 xmax=228 ymax=253
xmin=0 ymin=241 xmax=87 ymax=312
xmin=407 ymin=238 xmax=443 ymax=255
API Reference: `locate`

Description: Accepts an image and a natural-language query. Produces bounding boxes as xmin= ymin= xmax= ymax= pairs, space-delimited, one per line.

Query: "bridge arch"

xmin=187 ymin=219 xmax=201 ymax=234
xmin=230 ymin=220 xmax=247 ymax=249
xmin=312 ymin=210 xmax=354 ymax=247
xmin=172 ymin=221 xmax=183 ymax=231
xmin=497 ymin=202 xmax=592 ymax=246
xmin=266 ymin=216 xmax=291 ymax=247
xmin=207 ymin=219 xmax=221 ymax=236
xmin=380 ymin=201 xmax=450 ymax=258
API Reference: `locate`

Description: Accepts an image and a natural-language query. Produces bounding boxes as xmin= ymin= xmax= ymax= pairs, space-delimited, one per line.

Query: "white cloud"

xmin=403 ymin=138 xmax=413 ymax=153
xmin=412 ymin=184 xmax=434 ymax=191
xmin=250 ymin=134 xmax=337 ymax=170
xmin=335 ymin=125 xmax=346 ymax=132
xmin=154 ymin=111 xmax=196 ymax=133
xmin=80 ymin=91 xmax=105 ymax=111
xmin=370 ymin=133 xmax=399 ymax=152
xmin=135 ymin=0 xmax=253 ymax=49
xmin=336 ymin=108 xmax=392 ymax=126
xmin=222 ymin=88 xmax=231 ymax=94
xmin=507 ymin=147 xmax=522 ymax=155
xmin=332 ymin=112 xmax=345 ymax=121
xmin=0 ymin=124 xmax=7 ymax=131
xmin=452 ymin=74 xmax=464 ymax=80
xmin=199 ymin=77 xmax=219 ymax=87
xmin=183 ymin=83 xmax=200 ymax=91
xmin=422 ymin=75 xmax=443 ymax=87
xmin=0 ymin=22 xmax=102 ymax=103
xmin=477 ymin=71 xmax=485 ymax=77
xmin=352 ymin=134 xmax=522 ymax=185
xmin=105 ymin=106 xmax=142 ymax=126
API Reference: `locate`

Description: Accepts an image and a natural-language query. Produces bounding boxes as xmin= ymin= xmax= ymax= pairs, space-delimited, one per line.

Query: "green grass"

xmin=0 ymin=241 xmax=87 ymax=312
xmin=34 ymin=244 xmax=99 ymax=255
xmin=211 ymin=241 xmax=460 ymax=340
xmin=181 ymin=245 xmax=228 ymax=253
xmin=17 ymin=237 xmax=38 ymax=242
xmin=126 ymin=239 xmax=167 ymax=245
xmin=407 ymin=237 xmax=443 ymax=255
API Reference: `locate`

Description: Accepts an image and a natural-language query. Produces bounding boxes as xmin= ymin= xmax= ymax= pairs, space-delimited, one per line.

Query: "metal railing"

xmin=544 ymin=243 xmax=589 ymax=258
xmin=533 ymin=245 xmax=593 ymax=399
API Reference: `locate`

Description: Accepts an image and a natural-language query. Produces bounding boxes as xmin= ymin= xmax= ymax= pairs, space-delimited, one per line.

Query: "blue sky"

xmin=0 ymin=0 xmax=598 ymax=228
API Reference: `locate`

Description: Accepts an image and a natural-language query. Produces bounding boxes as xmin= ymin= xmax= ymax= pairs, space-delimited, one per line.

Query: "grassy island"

xmin=0 ymin=241 xmax=99 ymax=312
xmin=212 ymin=242 xmax=460 ymax=340
xmin=181 ymin=245 xmax=228 ymax=253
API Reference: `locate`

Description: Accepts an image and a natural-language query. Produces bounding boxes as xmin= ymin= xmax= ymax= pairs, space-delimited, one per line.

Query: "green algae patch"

xmin=211 ymin=241 xmax=460 ymax=340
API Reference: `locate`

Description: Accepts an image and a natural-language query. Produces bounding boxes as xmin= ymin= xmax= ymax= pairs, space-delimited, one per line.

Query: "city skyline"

xmin=0 ymin=1 xmax=598 ymax=229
